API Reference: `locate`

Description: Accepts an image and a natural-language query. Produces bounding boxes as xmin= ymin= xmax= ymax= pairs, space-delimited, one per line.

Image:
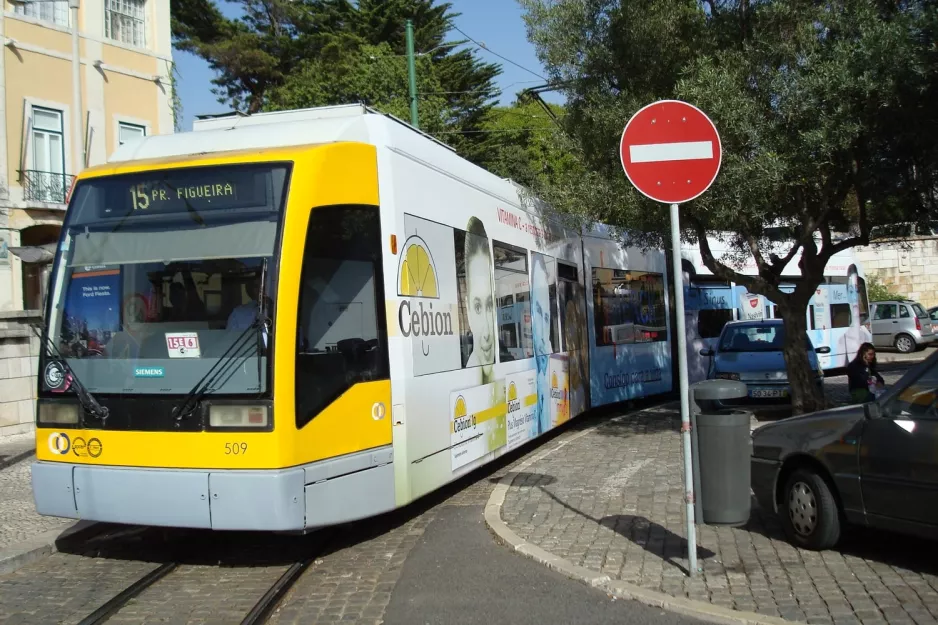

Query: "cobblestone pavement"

xmin=0 ymin=436 xmax=546 ymax=625
xmin=500 ymin=368 xmax=938 ymax=625
xmin=266 ymin=454 xmax=528 ymax=625
xmin=0 ymin=457 xmax=73 ymax=550
xmin=0 ymin=366 xmax=922 ymax=624
xmin=0 ymin=432 xmax=33 ymax=468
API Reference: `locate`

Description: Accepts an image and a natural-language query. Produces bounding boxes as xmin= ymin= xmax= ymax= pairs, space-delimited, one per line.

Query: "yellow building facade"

xmin=0 ymin=0 xmax=173 ymax=438
xmin=0 ymin=0 xmax=173 ymax=312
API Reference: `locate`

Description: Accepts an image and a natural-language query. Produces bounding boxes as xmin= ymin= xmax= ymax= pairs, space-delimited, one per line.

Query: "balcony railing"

xmin=19 ymin=170 xmax=75 ymax=204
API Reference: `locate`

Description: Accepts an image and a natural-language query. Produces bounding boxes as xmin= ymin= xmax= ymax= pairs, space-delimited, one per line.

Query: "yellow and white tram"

xmin=32 ymin=104 xmax=674 ymax=531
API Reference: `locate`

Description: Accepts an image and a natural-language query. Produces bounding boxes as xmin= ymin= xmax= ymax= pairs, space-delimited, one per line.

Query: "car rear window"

xmin=912 ymin=303 xmax=928 ymax=318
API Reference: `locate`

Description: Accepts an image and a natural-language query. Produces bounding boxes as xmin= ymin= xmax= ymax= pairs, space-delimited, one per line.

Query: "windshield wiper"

xmin=174 ymin=261 xmax=272 ymax=427
xmin=30 ymin=324 xmax=110 ymax=423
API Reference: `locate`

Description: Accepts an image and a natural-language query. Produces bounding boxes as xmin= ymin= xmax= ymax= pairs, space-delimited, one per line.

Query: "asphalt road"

xmin=383 ymin=505 xmax=706 ymax=625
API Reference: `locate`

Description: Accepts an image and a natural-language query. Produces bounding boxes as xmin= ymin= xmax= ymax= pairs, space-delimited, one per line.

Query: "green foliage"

xmin=171 ymin=0 xmax=501 ymax=163
xmin=478 ymin=99 xmax=572 ymax=185
xmin=520 ymin=0 xmax=938 ymax=271
xmin=520 ymin=0 xmax=938 ymax=413
xmin=167 ymin=61 xmax=184 ymax=132
xmin=267 ymin=43 xmax=451 ymax=134
xmin=866 ymin=275 xmax=903 ymax=302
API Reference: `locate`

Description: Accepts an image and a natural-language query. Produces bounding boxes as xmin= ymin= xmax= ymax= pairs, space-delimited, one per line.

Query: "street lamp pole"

xmin=69 ymin=0 xmax=82 ymax=174
xmin=405 ymin=19 xmax=418 ymax=129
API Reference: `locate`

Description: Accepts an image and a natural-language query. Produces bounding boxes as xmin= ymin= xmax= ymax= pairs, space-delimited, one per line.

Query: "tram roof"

xmin=108 ymin=104 xmax=526 ymax=206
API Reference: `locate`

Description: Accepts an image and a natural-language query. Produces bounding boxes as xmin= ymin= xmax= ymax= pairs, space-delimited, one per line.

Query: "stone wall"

xmin=854 ymin=236 xmax=938 ymax=307
xmin=0 ymin=310 xmax=40 ymax=439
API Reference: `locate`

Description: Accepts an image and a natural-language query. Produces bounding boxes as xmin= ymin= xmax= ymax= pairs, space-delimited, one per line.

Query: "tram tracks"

xmin=72 ymin=530 xmax=331 ymax=625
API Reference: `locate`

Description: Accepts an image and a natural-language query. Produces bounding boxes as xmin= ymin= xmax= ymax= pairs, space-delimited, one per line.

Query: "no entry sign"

xmin=619 ymin=100 xmax=721 ymax=205
xmin=619 ymin=100 xmax=722 ymax=576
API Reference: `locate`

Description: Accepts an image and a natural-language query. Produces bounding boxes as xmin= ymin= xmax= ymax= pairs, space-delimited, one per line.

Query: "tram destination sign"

xmin=96 ymin=164 xmax=279 ymax=218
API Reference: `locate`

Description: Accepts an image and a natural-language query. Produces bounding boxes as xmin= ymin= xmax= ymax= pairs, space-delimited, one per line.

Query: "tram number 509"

xmin=224 ymin=442 xmax=248 ymax=455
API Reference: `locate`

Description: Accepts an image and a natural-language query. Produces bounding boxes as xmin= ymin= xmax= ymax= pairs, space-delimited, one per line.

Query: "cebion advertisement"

xmin=398 ymin=216 xmax=462 ymax=377
xmin=395 ymin=211 xmax=590 ymax=491
xmin=549 ymin=354 xmax=570 ymax=428
xmin=505 ymin=371 xmax=537 ymax=450
xmin=449 ymin=382 xmax=506 ymax=470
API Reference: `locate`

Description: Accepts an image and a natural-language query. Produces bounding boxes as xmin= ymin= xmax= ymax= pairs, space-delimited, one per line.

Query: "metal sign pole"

xmin=669 ymin=201 xmax=698 ymax=576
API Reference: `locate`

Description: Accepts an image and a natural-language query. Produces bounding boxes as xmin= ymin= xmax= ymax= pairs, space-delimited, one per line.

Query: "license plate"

xmin=750 ymin=388 xmax=788 ymax=398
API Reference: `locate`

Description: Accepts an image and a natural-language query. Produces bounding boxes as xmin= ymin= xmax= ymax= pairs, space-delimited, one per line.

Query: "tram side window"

xmin=592 ymin=268 xmax=667 ymax=346
xmin=295 ymin=205 xmax=389 ymax=428
xmin=698 ymin=309 xmax=733 ymax=339
xmin=831 ymin=303 xmax=852 ymax=328
xmin=493 ymin=241 xmax=533 ymax=361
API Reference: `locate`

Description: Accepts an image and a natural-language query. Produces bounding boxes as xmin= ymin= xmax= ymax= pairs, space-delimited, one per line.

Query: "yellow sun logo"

xmin=398 ymin=236 xmax=439 ymax=298
xmin=508 ymin=382 xmax=517 ymax=402
xmin=454 ymin=396 xmax=467 ymax=420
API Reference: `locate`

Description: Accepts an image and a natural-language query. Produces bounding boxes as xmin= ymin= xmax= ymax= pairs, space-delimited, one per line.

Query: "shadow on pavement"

xmin=513 ymin=473 xmax=715 ymax=576
xmin=744 ymin=499 xmax=938 ymax=576
xmin=598 ymin=514 xmax=715 ymax=576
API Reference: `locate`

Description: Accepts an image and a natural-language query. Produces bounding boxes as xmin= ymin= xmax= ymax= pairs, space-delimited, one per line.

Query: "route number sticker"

xmin=165 ymin=332 xmax=201 ymax=358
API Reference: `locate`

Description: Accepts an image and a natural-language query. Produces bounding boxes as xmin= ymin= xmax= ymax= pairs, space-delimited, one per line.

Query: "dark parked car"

xmin=751 ymin=350 xmax=938 ymax=550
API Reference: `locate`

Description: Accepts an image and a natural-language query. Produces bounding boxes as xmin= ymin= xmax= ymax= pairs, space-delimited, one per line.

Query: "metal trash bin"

xmin=689 ymin=380 xmax=752 ymax=527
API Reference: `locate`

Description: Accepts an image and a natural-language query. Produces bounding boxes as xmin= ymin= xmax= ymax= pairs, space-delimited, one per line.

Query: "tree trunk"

xmin=777 ymin=303 xmax=825 ymax=414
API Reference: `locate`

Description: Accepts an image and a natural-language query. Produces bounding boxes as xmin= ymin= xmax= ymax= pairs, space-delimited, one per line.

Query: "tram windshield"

xmin=42 ymin=163 xmax=289 ymax=395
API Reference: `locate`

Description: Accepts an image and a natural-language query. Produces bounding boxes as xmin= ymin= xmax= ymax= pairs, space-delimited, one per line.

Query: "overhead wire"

xmin=449 ymin=24 xmax=549 ymax=82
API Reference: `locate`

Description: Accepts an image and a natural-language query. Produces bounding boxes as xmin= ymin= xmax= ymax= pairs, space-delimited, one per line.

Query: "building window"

xmin=118 ymin=122 xmax=146 ymax=145
xmin=106 ymin=0 xmax=146 ymax=47
xmin=27 ymin=107 xmax=69 ymax=204
xmin=14 ymin=1 xmax=70 ymax=27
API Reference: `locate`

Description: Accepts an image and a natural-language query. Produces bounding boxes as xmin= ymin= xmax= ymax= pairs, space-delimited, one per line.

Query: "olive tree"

xmin=520 ymin=0 xmax=938 ymax=413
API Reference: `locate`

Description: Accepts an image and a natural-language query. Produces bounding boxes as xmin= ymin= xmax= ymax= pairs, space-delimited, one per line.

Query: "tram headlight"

xmin=38 ymin=401 xmax=79 ymax=424
xmin=208 ymin=404 xmax=270 ymax=428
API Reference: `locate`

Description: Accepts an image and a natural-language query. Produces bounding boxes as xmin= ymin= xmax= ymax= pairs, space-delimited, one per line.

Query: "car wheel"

xmin=895 ymin=334 xmax=915 ymax=354
xmin=780 ymin=468 xmax=841 ymax=550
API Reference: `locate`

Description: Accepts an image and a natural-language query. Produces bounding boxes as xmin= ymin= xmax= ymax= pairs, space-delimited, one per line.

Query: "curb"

xmin=483 ymin=411 xmax=794 ymax=625
xmin=0 ymin=520 xmax=102 ymax=577
xmin=0 ymin=449 xmax=34 ymax=472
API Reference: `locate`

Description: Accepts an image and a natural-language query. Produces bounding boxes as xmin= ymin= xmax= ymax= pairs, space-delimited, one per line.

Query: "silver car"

xmin=870 ymin=299 xmax=936 ymax=353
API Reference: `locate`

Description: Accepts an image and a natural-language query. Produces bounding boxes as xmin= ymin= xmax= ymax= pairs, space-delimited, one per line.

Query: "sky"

xmin=172 ymin=0 xmax=563 ymax=132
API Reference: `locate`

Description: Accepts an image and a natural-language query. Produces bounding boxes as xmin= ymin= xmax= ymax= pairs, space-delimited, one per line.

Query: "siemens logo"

xmin=134 ymin=367 xmax=165 ymax=378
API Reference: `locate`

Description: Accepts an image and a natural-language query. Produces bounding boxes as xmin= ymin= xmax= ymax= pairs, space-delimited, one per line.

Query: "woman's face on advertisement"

xmin=466 ymin=251 xmax=495 ymax=364
xmin=532 ymin=261 xmax=552 ymax=356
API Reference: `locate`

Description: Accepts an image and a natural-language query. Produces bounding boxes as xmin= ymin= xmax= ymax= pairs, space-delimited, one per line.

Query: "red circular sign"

xmin=619 ymin=100 xmax=722 ymax=204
